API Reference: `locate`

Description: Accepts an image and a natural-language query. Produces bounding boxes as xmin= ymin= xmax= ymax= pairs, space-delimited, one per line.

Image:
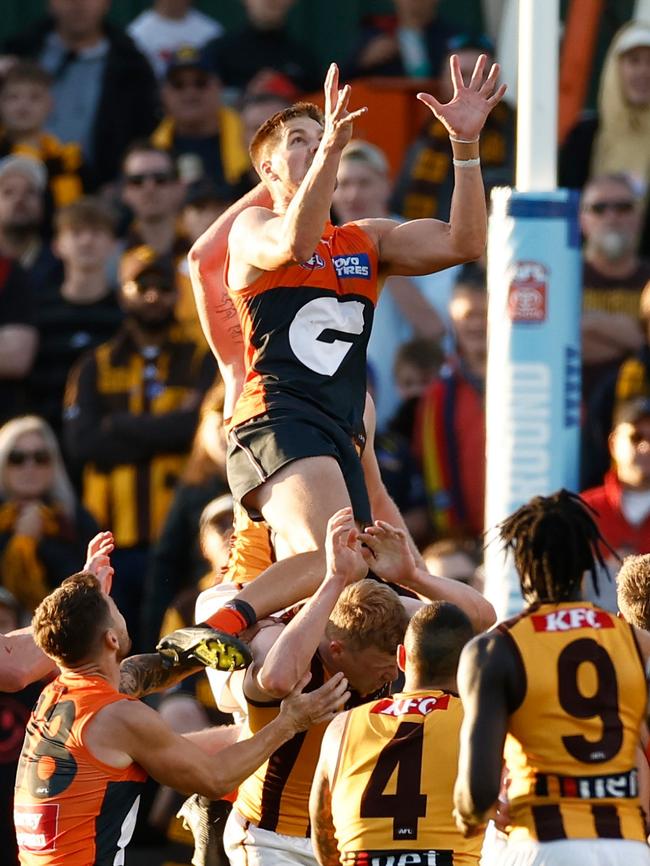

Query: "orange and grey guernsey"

xmin=331 ymin=690 xmax=481 ymax=866
xmin=226 ymin=222 xmax=381 ymax=438
xmin=500 ymin=601 xmax=647 ymax=843
xmin=14 ymin=672 xmax=146 ymax=866
xmin=235 ymin=653 xmax=389 ymax=836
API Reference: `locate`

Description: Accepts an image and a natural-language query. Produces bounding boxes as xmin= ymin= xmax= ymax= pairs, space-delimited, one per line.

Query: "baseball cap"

xmin=341 ymin=139 xmax=389 ymax=176
xmin=184 ymin=177 xmax=232 ymax=208
xmin=615 ymin=21 xmax=650 ymax=55
xmin=613 ymin=396 xmax=650 ymax=427
xmin=165 ymin=45 xmax=215 ymax=80
xmin=119 ymin=245 xmax=176 ymax=287
xmin=0 ymin=155 xmax=47 ymax=191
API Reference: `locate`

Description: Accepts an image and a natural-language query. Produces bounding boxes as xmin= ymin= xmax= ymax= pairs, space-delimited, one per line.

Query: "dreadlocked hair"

xmin=498 ymin=489 xmax=616 ymax=604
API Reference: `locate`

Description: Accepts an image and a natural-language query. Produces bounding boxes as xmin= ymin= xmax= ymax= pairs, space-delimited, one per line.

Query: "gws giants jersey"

xmin=500 ymin=602 xmax=647 ymax=843
xmin=330 ymin=690 xmax=482 ymax=866
xmin=14 ymin=673 xmax=146 ymax=866
xmin=226 ymin=221 xmax=380 ymax=438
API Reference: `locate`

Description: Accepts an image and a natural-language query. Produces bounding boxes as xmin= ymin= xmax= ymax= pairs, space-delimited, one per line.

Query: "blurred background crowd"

xmin=0 ymin=0 xmax=649 ymax=863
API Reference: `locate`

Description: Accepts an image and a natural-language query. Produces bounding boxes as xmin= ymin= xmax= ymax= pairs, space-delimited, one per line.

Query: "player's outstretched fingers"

xmin=307 ymin=671 xmax=350 ymax=725
xmin=468 ymin=53 xmax=487 ymax=90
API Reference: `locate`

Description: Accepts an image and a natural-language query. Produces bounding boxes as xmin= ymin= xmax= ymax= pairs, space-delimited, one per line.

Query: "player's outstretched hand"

xmin=325 ymin=507 xmax=368 ymax=585
xmin=359 ymin=520 xmax=417 ymax=586
xmin=279 ymin=670 xmax=350 ymax=733
xmin=84 ymin=531 xmax=115 ymax=594
xmin=417 ymin=53 xmax=507 ymax=141
xmin=322 ymin=63 xmax=368 ymax=153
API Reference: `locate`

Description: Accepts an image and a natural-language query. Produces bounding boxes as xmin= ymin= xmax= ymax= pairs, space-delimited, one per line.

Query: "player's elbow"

xmin=475 ymin=598 xmax=497 ymax=633
xmin=0 ymin=666 xmax=33 ymax=693
xmin=258 ymin=669 xmax=294 ymax=700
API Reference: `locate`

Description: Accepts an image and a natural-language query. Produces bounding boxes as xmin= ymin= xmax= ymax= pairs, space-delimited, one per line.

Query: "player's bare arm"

xmin=188 ymin=183 xmax=271 ymax=415
xmin=454 ymin=630 xmax=521 ymax=836
xmin=359 ymin=521 xmax=496 ymax=632
xmin=85 ymin=669 xmax=349 ymax=799
xmin=248 ymin=507 xmax=368 ymax=700
xmin=118 ymin=653 xmax=203 ymax=698
xmin=358 ymin=54 xmax=507 ymax=277
xmin=310 ymin=711 xmax=350 ymax=866
xmin=0 ymin=627 xmax=57 ymax=692
xmin=362 ymin=393 xmax=427 ymax=568
xmin=228 ymin=63 xmax=367 ymax=282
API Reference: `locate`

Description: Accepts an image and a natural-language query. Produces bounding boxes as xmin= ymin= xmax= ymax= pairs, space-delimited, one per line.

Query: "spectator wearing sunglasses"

xmin=152 ymin=46 xmax=249 ymax=196
xmin=0 ymin=414 xmax=97 ymax=613
xmin=63 ymin=245 xmax=215 ymax=650
xmin=580 ymin=173 xmax=650 ymax=405
xmin=120 ymin=141 xmax=203 ymax=338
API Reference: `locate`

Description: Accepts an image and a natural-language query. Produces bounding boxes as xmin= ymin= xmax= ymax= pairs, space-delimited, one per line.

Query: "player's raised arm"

xmin=228 ymin=64 xmax=367 ymax=275
xmin=363 ymin=54 xmax=507 ymax=277
xmin=251 ymin=507 xmax=368 ymax=699
xmin=188 ymin=183 xmax=271 ymax=416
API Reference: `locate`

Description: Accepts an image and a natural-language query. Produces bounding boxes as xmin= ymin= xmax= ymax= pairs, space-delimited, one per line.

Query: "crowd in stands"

xmin=0 ymin=1 xmax=649 ymax=863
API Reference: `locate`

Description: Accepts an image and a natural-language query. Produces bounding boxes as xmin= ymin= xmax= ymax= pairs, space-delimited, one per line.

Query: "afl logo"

xmin=507 ymin=260 xmax=548 ymax=323
xmin=300 ymin=253 xmax=325 ymax=270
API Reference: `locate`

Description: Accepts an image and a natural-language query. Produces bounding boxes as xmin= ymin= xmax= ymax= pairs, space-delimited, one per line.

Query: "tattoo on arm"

xmin=313 ymin=780 xmax=340 ymax=866
xmin=119 ymin=654 xmax=202 ymax=698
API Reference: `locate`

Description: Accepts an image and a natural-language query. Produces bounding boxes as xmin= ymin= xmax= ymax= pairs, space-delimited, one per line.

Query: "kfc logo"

xmin=507 ymin=260 xmax=548 ymax=323
xmin=371 ymin=694 xmax=451 ymax=716
xmin=531 ymin=607 xmax=614 ymax=633
xmin=15 ymin=804 xmax=59 ymax=852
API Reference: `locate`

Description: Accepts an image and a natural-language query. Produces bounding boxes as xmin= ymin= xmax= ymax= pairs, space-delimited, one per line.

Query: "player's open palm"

xmin=417 ymin=54 xmax=507 ymax=141
xmin=280 ymin=671 xmax=350 ymax=731
xmin=84 ymin=530 xmax=115 ymax=594
xmin=325 ymin=507 xmax=368 ymax=585
xmin=359 ymin=520 xmax=416 ymax=585
xmin=322 ymin=63 xmax=367 ymax=152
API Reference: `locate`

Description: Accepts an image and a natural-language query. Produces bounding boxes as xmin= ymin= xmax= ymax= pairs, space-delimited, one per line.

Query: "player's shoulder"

xmin=343 ymin=217 xmax=398 ymax=248
xmin=230 ymin=206 xmax=277 ymax=239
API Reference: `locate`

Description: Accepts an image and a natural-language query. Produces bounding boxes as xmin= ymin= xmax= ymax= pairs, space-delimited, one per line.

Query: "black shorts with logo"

xmin=226 ymin=401 xmax=371 ymax=525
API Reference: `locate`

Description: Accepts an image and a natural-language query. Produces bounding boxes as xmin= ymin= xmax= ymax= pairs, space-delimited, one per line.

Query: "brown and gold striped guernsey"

xmin=235 ymin=653 xmax=388 ymax=837
xmin=331 ymin=690 xmax=481 ymax=865
xmin=501 ymin=601 xmax=647 ymax=843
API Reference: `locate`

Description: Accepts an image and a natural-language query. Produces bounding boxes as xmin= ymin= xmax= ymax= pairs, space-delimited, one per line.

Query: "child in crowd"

xmin=0 ymin=61 xmax=84 ymax=208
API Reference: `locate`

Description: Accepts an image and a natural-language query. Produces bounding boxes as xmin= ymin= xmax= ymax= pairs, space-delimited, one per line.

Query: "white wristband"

xmin=450 ymin=136 xmax=480 ymax=144
xmin=453 ymin=157 xmax=481 ymax=168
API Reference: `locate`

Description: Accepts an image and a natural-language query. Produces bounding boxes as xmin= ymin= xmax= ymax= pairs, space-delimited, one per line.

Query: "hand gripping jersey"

xmin=330 ymin=690 xmax=481 ymax=866
xmin=226 ymin=222 xmax=380 ymax=438
xmin=235 ymin=651 xmax=388 ymax=837
xmin=500 ymin=601 xmax=647 ymax=843
xmin=14 ymin=673 xmax=146 ymax=866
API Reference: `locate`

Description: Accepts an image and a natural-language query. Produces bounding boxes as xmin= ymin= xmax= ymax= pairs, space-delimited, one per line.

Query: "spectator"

xmin=0 ymin=414 xmax=97 ymax=613
xmin=120 ymin=142 xmax=204 ymax=338
xmin=414 ymin=267 xmax=487 ymax=540
xmin=153 ymin=46 xmax=249 ymax=193
xmin=0 ymin=155 xmax=61 ymax=289
xmin=63 ymin=245 xmax=215 ymax=648
xmin=0 ymin=249 xmax=37 ymax=425
xmin=343 ymin=0 xmax=455 ymax=81
xmin=580 ymin=173 xmax=650 ymax=402
xmin=142 ymin=381 xmax=229 ymax=647
xmin=582 ymin=397 xmax=650 ymax=610
xmin=202 ymin=0 xmax=320 ymax=99
xmin=391 ymin=34 xmax=514 ymax=220
xmin=128 ymin=0 xmax=223 ymax=80
xmin=331 ymin=139 xmax=445 ymax=428
xmin=421 ymin=536 xmax=483 ymax=591
xmin=559 ymin=21 xmax=650 ymax=195
xmin=2 ymin=0 xmax=159 ymax=189
xmin=182 ymin=178 xmax=231 ymax=244
xmin=28 ymin=196 xmax=123 ymax=434
xmin=0 ymin=61 xmax=84 ymax=209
